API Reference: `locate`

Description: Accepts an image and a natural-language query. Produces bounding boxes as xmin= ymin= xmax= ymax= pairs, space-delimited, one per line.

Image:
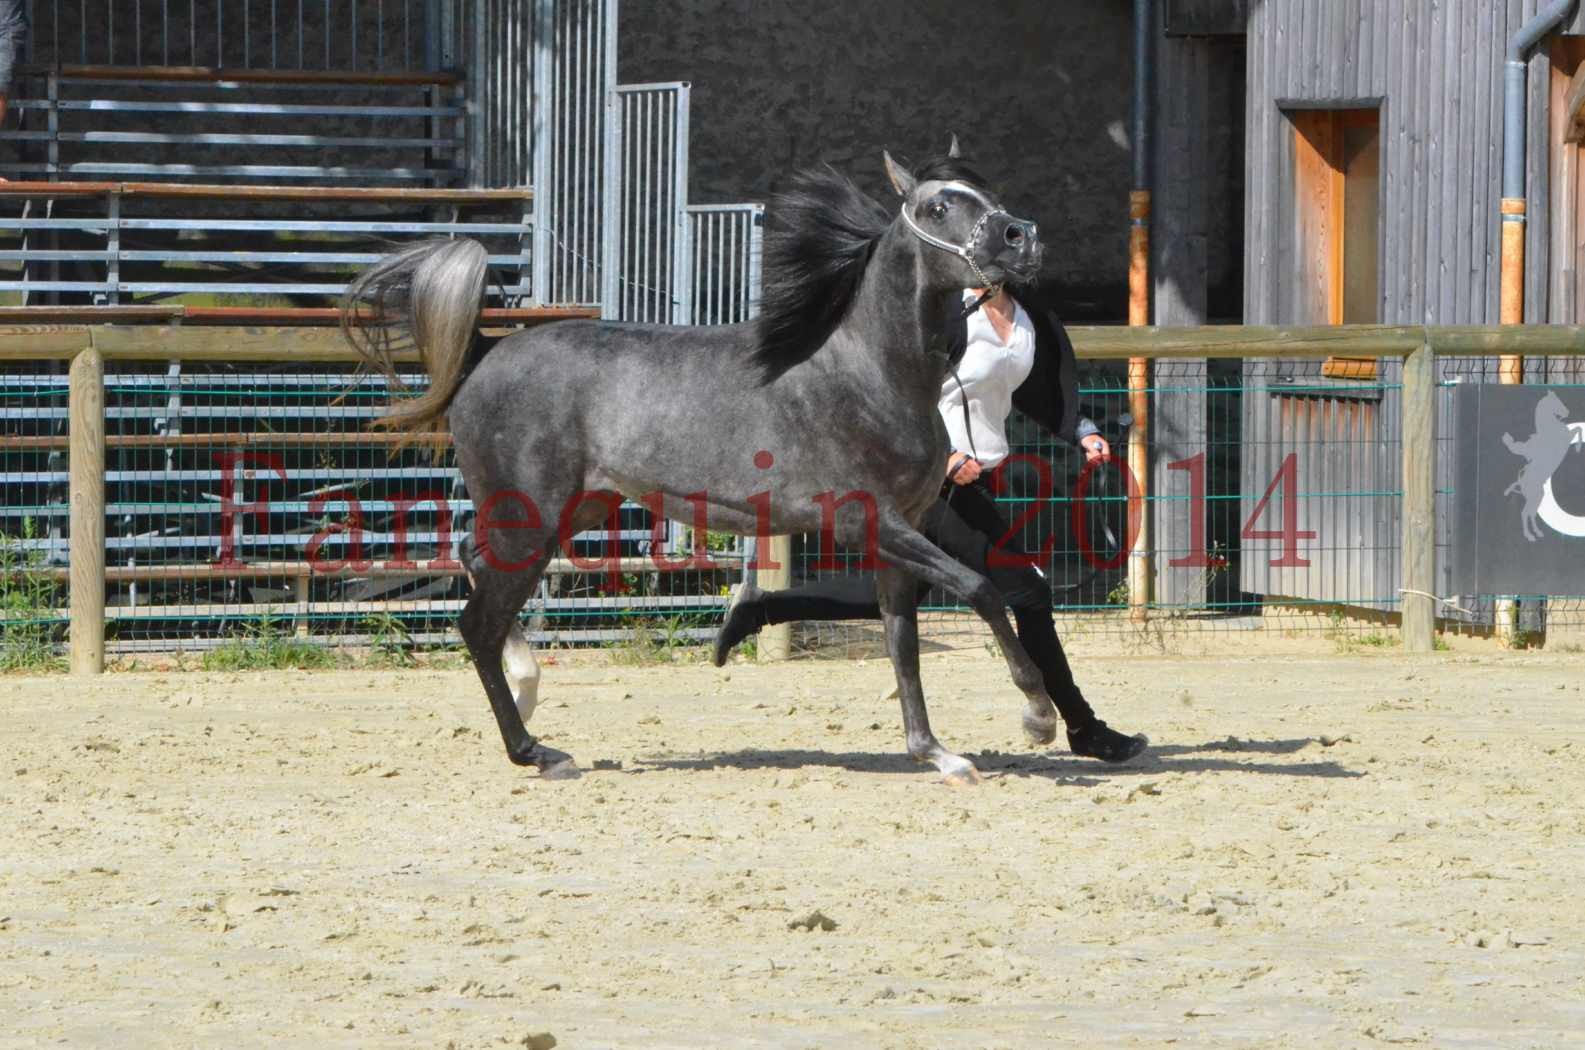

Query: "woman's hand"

xmin=1080 ymin=434 xmax=1110 ymax=463
xmin=946 ymin=452 xmax=982 ymax=485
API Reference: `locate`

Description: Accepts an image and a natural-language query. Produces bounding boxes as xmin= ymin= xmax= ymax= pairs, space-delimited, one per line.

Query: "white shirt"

xmin=938 ymin=291 xmax=1036 ymax=470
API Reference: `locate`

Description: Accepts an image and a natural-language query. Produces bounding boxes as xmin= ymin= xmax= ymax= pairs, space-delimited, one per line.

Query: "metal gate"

xmin=602 ymin=82 xmax=689 ymax=322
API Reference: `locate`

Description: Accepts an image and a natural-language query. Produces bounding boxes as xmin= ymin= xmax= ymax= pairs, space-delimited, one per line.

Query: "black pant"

xmin=756 ymin=480 xmax=1096 ymax=728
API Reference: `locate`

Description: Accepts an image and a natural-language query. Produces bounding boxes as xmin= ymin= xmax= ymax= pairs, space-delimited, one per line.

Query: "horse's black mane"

xmin=911 ymin=156 xmax=989 ymax=187
xmin=753 ymin=165 xmax=890 ymax=376
xmin=753 ymin=155 xmax=991 ymax=378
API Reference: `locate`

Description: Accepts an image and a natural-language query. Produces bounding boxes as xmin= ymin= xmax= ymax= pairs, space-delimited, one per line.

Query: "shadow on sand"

xmin=633 ymin=735 xmax=1364 ymax=783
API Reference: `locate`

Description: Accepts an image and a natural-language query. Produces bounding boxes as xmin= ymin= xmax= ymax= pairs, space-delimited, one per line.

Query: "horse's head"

xmin=1539 ymin=390 xmax=1570 ymax=425
xmin=883 ymin=138 xmax=1043 ymax=289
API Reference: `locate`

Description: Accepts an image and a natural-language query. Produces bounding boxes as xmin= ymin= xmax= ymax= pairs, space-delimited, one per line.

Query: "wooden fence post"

xmin=757 ymin=535 xmax=793 ymax=661
xmin=1400 ymin=336 xmax=1437 ymax=652
xmin=69 ymin=347 xmax=106 ymax=674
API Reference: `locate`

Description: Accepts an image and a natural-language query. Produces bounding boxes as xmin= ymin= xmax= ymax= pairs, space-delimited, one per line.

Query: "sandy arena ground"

xmin=2 ymin=646 xmax=1583 ymax=1049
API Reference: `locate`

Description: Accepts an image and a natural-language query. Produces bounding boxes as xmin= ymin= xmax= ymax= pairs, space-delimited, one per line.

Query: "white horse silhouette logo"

xmin=1502 ymin=391 xmax=1585 ymax=541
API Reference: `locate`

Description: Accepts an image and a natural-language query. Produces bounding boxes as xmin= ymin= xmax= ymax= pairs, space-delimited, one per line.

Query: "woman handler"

xmin=713 ymin=268 xmax=1148 ymax=764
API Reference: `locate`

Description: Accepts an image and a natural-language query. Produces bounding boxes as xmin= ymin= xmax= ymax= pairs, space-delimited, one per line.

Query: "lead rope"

xmin=945 ymin=287 xmax=998 ymax=499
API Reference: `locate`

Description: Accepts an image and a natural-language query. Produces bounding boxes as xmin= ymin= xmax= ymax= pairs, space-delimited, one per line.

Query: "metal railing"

xmin=0 ymin=182 xmax=534 ymax=305
xmin=2 ymin=68 xmax=465 ymax=184
xmin=780 ymin=326 xmax=1585 ymax=654
xmin=22 ymin=0 xmax=458 ymax=72
xmin=686 ymin=203 xmax=762 ymax=326
xmin=602 ymin=82 xmax=688 ymax=322
xmin=462 ymin=0 xmax=617 ymax=308
xmin=6 ymin=324 xmax=1584 ymax=670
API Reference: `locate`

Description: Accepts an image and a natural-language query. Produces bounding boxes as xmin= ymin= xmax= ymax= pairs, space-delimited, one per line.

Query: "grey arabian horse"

xmin=342 ymin=146 xmax=1057 ymax=785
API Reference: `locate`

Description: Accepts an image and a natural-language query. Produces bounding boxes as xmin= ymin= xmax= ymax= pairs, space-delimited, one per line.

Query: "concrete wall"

xmin=620 ymin=0 xmax=1244 ymax=321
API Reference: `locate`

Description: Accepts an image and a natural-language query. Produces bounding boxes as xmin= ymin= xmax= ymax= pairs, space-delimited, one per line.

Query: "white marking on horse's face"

xmin=502 ymin=625 xmax=541 ymax=723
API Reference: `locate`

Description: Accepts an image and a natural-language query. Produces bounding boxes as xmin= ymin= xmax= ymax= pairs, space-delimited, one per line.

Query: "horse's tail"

xmin=340 ymin=237 xmax=488 ymax=450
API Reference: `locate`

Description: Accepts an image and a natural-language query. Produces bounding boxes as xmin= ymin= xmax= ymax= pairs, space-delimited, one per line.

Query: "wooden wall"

xmin=1152 ymin=34 xmax=1218 ymax=610
xmin=1238 ymin=0 xmax=1568 ymax=613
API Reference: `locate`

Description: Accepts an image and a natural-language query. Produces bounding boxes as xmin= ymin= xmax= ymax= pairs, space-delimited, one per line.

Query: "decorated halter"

xmin=898 ymin=181 xmax=1023 ymax=291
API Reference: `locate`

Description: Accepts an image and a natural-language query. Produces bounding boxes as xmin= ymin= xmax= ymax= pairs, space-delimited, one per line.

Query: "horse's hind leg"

xmin=459 ymin=556 xmax=579 ymax=778
xmin=463 ymin=540 xmax=541 ymax=724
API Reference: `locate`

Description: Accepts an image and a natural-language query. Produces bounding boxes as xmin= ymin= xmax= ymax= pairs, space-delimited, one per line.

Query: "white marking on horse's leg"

xmin=904 ymin=729 xmax=982 ymax=786
xmin=502 ymin=625 xmax=541 ymax=724
xmin=933 ymin=748 xmax=983 ymax=787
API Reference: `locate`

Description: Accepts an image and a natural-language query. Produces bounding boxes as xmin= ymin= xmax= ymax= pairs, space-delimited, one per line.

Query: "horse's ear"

xmin=947 ymin=134 xmax=961 ymax=158
xmin=883 ymin=150 xmax=917 ymax=197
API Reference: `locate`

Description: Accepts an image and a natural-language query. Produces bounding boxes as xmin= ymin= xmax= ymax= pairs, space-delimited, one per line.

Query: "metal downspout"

xmin=1498 ymin=1 xmax=1576 ymax=645
xmin=1127 ymin=0 xmax=1153 ymax=623
xmin=1500 ymin=0 xmax=1576 ymax=336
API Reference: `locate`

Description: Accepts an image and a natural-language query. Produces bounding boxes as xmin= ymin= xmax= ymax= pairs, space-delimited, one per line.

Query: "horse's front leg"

xmin=875 ymin=565 xmax=981 ymax=786
xmin=875 ymin=515 xmax=1060 ymax=749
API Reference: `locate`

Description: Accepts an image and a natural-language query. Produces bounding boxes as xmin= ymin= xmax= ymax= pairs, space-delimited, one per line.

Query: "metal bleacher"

xmin=0 ymin=55 xmax=534 ymax=307
xmin=0 ymin=1 xmax=762 ymax=652
xmin=0 ymin=179 xmax=536 ymax=307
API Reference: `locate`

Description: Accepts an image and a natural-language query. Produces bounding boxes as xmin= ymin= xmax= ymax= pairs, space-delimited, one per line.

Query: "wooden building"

xmin=1152 ymin=0 xmax=1585 ymax=620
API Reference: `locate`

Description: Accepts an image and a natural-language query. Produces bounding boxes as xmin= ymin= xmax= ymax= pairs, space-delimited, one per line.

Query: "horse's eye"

xmin=926 ymin=201 xmax=947 ymax=221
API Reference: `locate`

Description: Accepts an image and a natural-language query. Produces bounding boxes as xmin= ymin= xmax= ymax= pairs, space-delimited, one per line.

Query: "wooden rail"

xmin=0 ymin=307 xmax=590 ymax=330
xmin=7 ymin=322 xmax=1584 ymax=363
xmin=12 ymin=322 xmax=1585 ymax=667
xmin=0 ymin=314 xmax=597 ymax=361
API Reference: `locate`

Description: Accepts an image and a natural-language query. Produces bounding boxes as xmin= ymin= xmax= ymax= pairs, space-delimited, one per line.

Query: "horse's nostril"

xmin=1004 ymin=224 xmax=1025 ymax=246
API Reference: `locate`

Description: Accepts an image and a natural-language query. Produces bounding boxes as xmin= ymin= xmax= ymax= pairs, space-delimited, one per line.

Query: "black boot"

xmin=711 ymin=580 xmax=766 ymax=667
xmin=1067 ymin=719 xmax=1149 ymax=763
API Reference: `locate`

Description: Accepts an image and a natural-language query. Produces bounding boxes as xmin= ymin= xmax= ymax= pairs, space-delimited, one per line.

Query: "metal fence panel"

xmin=24 ymin=0 xmax=456 ymax=72
xmin=685 ymin=203 xmax=761 ymax=326
xmin=0 ymin=184 xmax=532 ymax=306
xmin=601 ymin=82 xmax=688 ymax=322
xmin=0 ymin=360 xmax=744 ymax=658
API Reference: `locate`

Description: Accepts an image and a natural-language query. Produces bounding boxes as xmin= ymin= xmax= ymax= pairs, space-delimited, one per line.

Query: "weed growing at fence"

xmin=0 ymin=521 xmax=65 ymax=673
xmin=607 ymin=613 xmax=710 ymax=665
xmin=363 ymin=612 xmax=418 ymax=668
xmin=202 ymin=617 xmax=338 ymax=672
xmin=1508 ymin=629 xmax=1545 ymax=651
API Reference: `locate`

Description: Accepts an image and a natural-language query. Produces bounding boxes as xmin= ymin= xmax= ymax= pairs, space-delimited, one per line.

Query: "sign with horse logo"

xmin=1450 ymin=385 xmax=1585 ymax=595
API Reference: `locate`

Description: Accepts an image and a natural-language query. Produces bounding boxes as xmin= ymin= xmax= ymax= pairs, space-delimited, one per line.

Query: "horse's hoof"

xmin=1023 ymin=711 xmax=1059 ymax=747
xmin=940 ymin=758 xmax=983 ymax=787
xmin=508 ymin=741 xmax=581 ymax=778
